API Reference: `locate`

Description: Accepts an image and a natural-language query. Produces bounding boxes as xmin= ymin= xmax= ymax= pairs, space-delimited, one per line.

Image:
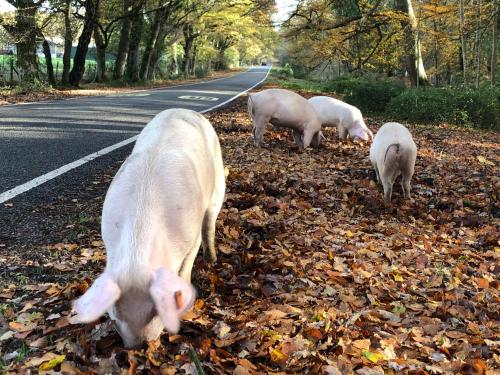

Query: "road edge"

xmin=0 ymin=66 xmax=271 ymax=204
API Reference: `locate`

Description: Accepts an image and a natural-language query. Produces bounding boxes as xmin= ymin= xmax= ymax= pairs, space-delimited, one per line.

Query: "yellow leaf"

xmin=39 ymin=355 xmax=65 ymax=371
xmin=224 ymin=167 xmax=230 ymax=177
xmin=393 ymin=274 xmax=404 ymax=282
xmin=477 ymin=156 xmax=494 ymax=166
xmin=269 ymin=348 xmax=287 ymax=363
xmin=362 ymin=350 xmax=385 ymax=363
xmin=353 ymin=339 xmax=371 ymax=350
xmin=345 ymin=230 xmax=354 ymax=237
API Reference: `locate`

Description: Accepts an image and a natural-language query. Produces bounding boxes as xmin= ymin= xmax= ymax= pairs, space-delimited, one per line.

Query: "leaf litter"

xmin=0 ymin=85 xmax=498 ymax=374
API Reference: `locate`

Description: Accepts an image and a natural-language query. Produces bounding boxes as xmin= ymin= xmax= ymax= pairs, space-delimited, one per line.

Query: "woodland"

xmin=0 ymin=0 xmax=499 ymax=374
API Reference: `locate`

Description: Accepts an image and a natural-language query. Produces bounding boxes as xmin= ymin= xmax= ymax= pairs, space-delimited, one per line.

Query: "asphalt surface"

xmin=0 ymin=66 xmax=270 ymax=197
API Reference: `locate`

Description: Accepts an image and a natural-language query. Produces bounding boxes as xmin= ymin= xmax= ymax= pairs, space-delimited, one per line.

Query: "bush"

xmin=326 ymin=76 xmax=405 ymax=113
xmin=387 ymin=86 xmax=499 ymax=129
xmin=276 ymin=63 xmax=294 ymax=79
xmin=194 ymin=66 xmax=211 ymax=78
xmin=455 ymin=86 xmax=499 ymax=129
xmin=12 ymin=78 xmax=51 ymax=95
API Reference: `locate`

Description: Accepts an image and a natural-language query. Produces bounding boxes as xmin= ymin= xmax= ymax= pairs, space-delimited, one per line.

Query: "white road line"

xmin=0 ymin=67 xmax=257 ymax=108
xmin=0 ymin=67 xmax=271 ymax=204
xmin=0 ymin=136 xmax=138 ymax=203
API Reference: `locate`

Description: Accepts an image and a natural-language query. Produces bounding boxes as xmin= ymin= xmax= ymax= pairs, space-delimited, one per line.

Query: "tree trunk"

xmin=491 ymin=3 xmax=498 ymax=86
xmin=459 ymin=0 xmax=468 ymax=84
xmin=182 ymin=24 xmax=195 ymax=76
xmin=94 ymin=26 xmax=106 ymax=82
xmin=69 ymin=0 xmax=99 ymax=86
xmin=190 ymin=44 xmax=198 ymax=75
xmin=146 ymin=39 xmax=164 ymax=80
xmin=113 ymin=0 xmax=133 ymax=80
xmin=215 ymin=49 xmax=226 ymax=71
xmin=171 ymin=41 xmax=179 ymax=76
xmin=93 ymin=16 xmax=106 ymax=83
xmin=125 ymin=11 xmax=143 ymax=82
xmin=395 ymin=0 xmax=428 ymax=87
xmin=140 ymin=8 xmax=163 ymax=80
xmin=15 ymin=0 xmax=38 ymax=81
xmin=62 ymin=0 xmax=72 ymax=84
xmin=42 ymin=39 xmax=56 ymax=85
xmin=433 ymin=17 xmax=439 ymax=86
xmin=475 ymin=0 xmax=481 ymax=88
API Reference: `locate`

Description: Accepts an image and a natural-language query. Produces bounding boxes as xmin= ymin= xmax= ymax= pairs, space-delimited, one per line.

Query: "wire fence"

xmin=0 ymin=56 xmax=115 ymax=85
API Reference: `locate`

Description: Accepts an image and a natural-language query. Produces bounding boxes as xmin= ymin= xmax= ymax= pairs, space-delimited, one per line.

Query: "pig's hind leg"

xmin=372 ymin=161 xmax=381 ymax=184
xmin=202 ymin=174 xmax=225 ymax=263
xmin=400 ymin=171 xmax=413 ymax=199
xmin=179 ymin=234 xmax=202 ymax=282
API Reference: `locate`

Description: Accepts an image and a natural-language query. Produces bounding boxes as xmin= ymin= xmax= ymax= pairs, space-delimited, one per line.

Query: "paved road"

xmin=0 ymin=66 xmax=270 ymax=201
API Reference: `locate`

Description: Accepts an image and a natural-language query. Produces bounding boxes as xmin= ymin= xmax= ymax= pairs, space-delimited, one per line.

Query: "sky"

xmin=273 ymin=0 xmax=299 ymax=24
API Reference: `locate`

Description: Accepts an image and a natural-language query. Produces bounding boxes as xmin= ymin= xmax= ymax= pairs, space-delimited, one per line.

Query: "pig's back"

xmin=254 ymin=89 xmax=318 ymax=126
xmin=102 ymin=109 xmax=220 ymax=281
xmin=308 ymin=96 xmax=356 ymax=125
xmin=370 ymin=122 xmax=416 ymax=162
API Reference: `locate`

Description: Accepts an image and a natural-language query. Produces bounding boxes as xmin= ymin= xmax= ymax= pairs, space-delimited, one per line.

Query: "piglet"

xmin=69 ymin=108 xmax=226 ymax=347
xmin=248 ymin=88 xmax=323 ymax=148
xmin=369 ymin=122 xmax=417 ymax=202
xmin=308 ymin=96 xmax=373 ymax=142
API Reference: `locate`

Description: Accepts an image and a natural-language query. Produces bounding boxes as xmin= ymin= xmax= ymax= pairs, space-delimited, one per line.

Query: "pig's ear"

xmin=150 ymin=268 xmax=196 ymax=334
xmin=69 ymin=273 xmax=121 ymax=324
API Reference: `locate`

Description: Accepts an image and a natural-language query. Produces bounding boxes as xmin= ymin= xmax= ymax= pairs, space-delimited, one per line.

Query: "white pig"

xmin=69 ymin=108 xmax=225 ymax=347
xmin=308 ymin=96 xmax=373 ymax=142
xmin=369 ymin=122 xmax=417 ymax=202
xmin=248 ymin=88 xmax=323 ymax=148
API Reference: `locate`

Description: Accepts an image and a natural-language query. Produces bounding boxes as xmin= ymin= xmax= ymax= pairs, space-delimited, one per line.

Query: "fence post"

xmin=10 ymin=58 xmax=13 ymax=83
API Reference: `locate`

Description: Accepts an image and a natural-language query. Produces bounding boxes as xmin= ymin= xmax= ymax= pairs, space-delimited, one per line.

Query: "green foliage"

xmin=194 ymin=66 xmax=211 ymax=78
xmin=223 ymin=47 xmax=240 ymax=68
xmin=387 ymin=86 xmax=499 ymax=129
xmin=12 ymin=78 xmax=51 ymax=94
xmin=327 ymin=76 xmax=405 ymax=113
xmin=273 ymin=76 xmax=327 ymax=92
xmin=454 ymin=86 xmax=499 ymax=130
xmin=275 ymin=63 xmax=294 ymax=79
xmin=273 ymin=72 xmax=499 ymax=129
xmin=16 ymin=342 xmax=30 ymax=362
xmin=388 ymin=88 xmax=456 ymax=122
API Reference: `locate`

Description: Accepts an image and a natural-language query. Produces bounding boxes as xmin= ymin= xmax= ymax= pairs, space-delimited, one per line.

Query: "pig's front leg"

xmin=292 ymin=130 xmax=303 ymax=147
xmin=310 ymin=131 xmax=322 ymax=148
xmin=338 ymin=126 xmax=348 ymax=143
xmin=252 ymin=116 xmax=267 ymax=147
xmin=302 ymin=126 xmax=317 ymax=149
